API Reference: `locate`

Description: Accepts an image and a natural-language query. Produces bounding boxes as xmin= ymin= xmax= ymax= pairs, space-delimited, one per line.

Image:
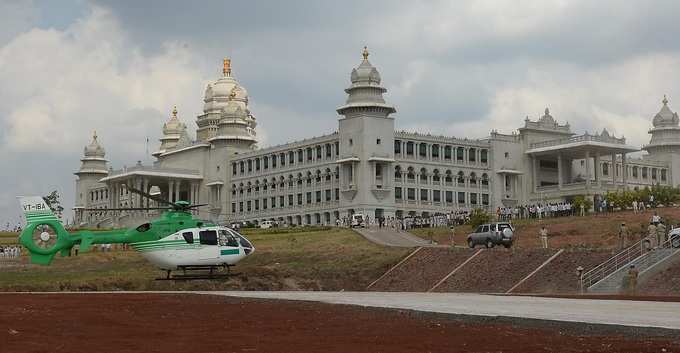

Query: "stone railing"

xmin=108 ymin=165 xmax=201 ymax=177
xmin=530 ymin=133 xmax=626 ymax=149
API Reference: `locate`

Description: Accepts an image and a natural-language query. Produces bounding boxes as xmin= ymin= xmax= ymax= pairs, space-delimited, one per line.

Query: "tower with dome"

xmin=73 ymin=48 xmax=678 ymax=228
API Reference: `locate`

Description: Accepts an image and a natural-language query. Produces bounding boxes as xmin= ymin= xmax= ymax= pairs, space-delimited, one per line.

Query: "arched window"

xmin=457 ymin=171 xmax=465 ymax=184
xmin=394 ymin=165 xmax=402 ymax=179
xmin=481 ymin=173 xmax=489 ymax=187
xmin=445 ymin=170 xmax=453 ymax=184
xmin=432 ymin=169 xmax=440 ymax=183
xmin=432 ymin=144 xmax=440 ymax=158
xmin=407 ymin=167 xmax=415 ymax=181
xmin=420 ymin=168 xmax=428 ymax=183
xmin=469 ymin=172 xmax=477 ymax=186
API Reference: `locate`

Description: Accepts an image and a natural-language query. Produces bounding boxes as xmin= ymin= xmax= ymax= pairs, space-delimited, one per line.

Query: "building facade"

xmin=74 ymin=48 xmax=677 ymax=227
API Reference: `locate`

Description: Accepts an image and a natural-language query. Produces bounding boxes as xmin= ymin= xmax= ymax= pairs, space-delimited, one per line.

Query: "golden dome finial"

xmin=229 ymin=88 xmax=237 ymax=99
xmin=223 ymin=57 xmax=231 ymax=76
xmin=362 ymin=46 xmax=369 ymax=60
xmin=172 ymin=105 xmax=178 ymax=118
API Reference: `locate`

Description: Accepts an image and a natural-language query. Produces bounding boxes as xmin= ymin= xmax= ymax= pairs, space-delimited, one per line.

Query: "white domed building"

xmin=75 ymin=49 xmax=677 ymax=227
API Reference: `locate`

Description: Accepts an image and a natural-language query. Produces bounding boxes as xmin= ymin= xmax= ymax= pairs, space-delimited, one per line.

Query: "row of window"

xmin=395 ymin=166 xmax=490 ymax=185
xmin=394 ymin=140 xmax=489 ymax=163
xmin=395 ymin=187 xmax=490 ymax=205
xmin=601 ymin=163 xmax=667 ymax=181
xmin=232 ymin=189 xmax=341 ymax=213
xmin=231 ymin=168 xmax=340 ymax=195
xmin=232 ymin=142 xmax=340 ymax=175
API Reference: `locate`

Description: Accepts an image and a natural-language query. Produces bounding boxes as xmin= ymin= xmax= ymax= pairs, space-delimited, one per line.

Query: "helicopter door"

xmin=197 ymin=230 xmax=219 ymax=260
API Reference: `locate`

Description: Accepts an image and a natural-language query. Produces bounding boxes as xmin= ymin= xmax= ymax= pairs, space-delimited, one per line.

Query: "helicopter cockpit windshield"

xmin=218 ymin=229 xmax=239 ymax=247
xmin=226 ymin=228 xmax=254 ymax=254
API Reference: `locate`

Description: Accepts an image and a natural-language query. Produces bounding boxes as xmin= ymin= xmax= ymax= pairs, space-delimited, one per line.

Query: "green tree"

xmin=572 ymin=195 xmax=593 ymax=213
xmin=470 ymin=208 xmax=492 ymax=228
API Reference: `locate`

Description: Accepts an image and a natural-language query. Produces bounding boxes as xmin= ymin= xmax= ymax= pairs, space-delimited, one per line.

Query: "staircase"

xmin=582 ymin=236 xmax=680 ymax=293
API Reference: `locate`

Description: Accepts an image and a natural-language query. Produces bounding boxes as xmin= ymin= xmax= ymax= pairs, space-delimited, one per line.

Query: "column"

xmin=611 ymin=153 xmax=617 ymax=186
xmin=143 ymin=178 xmax=149 ymax=209
xmin=557 ymin=154 xmax=563 ymax=190
xmin=585 ymin=151 xmax=591 ymax=187
xmin=532 ymin=156 xmax=537 ymax=193
xmin=622 ymin=153 xmax=627 ymax=189
xmin=107 ymin=185 xmax=113 ymax=209
xmin=594 ymin=152 xmax=600 ymax=185
xmin=168 ymin=180 xmax=174 ymax=203
xmin=175 ymin=180 xmax=181 ymax=202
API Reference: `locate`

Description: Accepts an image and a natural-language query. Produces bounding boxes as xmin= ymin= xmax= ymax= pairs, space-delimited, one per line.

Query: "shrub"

xmin=469 ymin=208 xmax=492 ymax=228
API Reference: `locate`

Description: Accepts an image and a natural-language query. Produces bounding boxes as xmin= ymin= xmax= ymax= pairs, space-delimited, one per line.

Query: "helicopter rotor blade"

xmin=123 ymin=184 xmax=176 ymax=207
xmin=185 ymin=204 xmax=209 ymax=209
xmin=81 ymin=207 xmax=169 ymax=212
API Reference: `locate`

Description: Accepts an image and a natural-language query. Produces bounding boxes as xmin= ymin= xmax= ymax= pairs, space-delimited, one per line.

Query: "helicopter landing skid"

xmin=155 ymin=265 xmax=240 ymax=281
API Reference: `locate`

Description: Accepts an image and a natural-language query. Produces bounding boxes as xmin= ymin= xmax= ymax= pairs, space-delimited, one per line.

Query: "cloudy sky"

xmin=2 ymin=0 xmax=680 ymax=225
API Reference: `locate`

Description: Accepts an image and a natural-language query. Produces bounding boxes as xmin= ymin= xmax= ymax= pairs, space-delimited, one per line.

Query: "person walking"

xmin=539 ymin=225 xmax=548 ymax=249
xmin=618 ymin=222 xmax=629 ymax=250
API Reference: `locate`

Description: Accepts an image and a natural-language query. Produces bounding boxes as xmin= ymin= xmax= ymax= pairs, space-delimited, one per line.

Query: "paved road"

xmin=353 ymin=227 xmax=434 ymax=247
xmin=214 ymin=291 xmax=680 ymax=330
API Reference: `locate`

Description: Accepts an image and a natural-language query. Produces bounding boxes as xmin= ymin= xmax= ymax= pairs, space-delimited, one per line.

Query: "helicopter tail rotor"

xmin=17 ymin=196 xmax=73 ymax=265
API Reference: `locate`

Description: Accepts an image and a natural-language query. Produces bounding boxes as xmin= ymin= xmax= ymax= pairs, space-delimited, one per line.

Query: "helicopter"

xmin=17 ymin=185 xmax=254 ymax=279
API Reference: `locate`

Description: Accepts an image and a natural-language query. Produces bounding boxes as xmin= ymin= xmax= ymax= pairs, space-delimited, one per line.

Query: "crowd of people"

xmin=335 ymin=210 xmax=472 ymax=231
xmin=0 ymin=246 xmax=21 ymax=259
xmin=496 ymin=202 xmax=577 ymax=221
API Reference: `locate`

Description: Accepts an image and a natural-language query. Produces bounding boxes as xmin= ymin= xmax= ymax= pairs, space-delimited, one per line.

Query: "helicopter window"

xmin=228 ymin=229 xmax=253 ymax=249
xmin=136 ymin=223 xmax=151 ymax=232
xmin=219 ymin=230 xmax=239 ymax=247
xmin=198 ymin=230 xmax=218 ymax=245
xmin=182 ymin=232 xmax=194 ymax=244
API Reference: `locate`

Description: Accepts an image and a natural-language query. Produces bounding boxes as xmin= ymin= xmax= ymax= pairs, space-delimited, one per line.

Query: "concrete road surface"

xmin=214 ymin=291 xmax=680 ymax=330
xmin=353 ymin=227 xmax=433 ymax=247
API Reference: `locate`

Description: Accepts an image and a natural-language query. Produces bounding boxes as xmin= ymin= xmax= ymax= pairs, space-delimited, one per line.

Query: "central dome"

xmin=203 ymin=58 xmax=249 ymax=114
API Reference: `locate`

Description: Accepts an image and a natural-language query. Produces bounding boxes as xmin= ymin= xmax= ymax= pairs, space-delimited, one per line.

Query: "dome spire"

xmin=223 ymin=57 xmax=231 ymax=77
xmin=172 ymin=105 xmax=178 ymax=119
xmin=362 ymin=46 xmax=369 ymax=61
xmin=663 ymin=94 xmax=669 ymax=105
xmin=92 ymin=130 xmax=98 ymax=142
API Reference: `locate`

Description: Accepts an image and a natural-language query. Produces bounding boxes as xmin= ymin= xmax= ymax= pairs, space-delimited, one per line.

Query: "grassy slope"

xmin=409 ymin=207 xmax=680 ymax=249
xmin=0 ymin=227 xmax=408 ymax=292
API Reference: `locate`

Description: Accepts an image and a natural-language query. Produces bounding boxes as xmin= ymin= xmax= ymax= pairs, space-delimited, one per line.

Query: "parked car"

xmin=667 ymin=227 xmax=680 ymax=248
xmin=351 ymin=214 xmax=366 ymax=228
xmin=467 ymin=222 xmax=514 ymax=248
xmin=260 ymin=220 xmax=276 ymax=229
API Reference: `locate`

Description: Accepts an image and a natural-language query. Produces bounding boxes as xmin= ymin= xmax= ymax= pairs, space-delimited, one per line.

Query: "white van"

xmin=260 ymin=220 xmax=275 ymax=229
xmin=351 ymin=214 xmax=365 ymax=228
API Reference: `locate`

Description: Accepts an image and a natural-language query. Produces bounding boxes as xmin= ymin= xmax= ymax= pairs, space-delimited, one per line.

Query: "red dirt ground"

xmin=641 ymin=259 xmax=680 ymax=295
xmin=1 ymin=293 xmax=678 ymax=353
xmin=435 ymin=249 xmax=557 ymax=292
xmin=512 ymin=250 xmax=614 ymax=294
xmin=368 ymin=248 xmax=475 ymax=292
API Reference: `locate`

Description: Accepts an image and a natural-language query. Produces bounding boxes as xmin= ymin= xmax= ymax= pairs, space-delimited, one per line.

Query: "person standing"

xmin=539 ymin=225 xmax=548 ymax=249
xmin=449 ymin=225 xmax=455 ymax=248
xmin=632 ymin=200 xmax=638 ymax=214
xmin=618 ymin=222 xmax=629 ymax=249
xmin=627 ymin=265 xmax=639 ymax=295
xmin=657 ymin=222 xmax=667 ymax=247
xmin=647 ymin=222 xmax=657 ymax=248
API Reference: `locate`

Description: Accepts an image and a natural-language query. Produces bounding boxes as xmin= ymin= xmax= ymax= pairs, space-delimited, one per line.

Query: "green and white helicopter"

xmin=17 ymin=186 xmax=254 ymax=279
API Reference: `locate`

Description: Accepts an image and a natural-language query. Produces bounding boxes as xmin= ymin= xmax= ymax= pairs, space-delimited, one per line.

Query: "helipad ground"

xmin=213 ymin=291 xmax=680 ymax=330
